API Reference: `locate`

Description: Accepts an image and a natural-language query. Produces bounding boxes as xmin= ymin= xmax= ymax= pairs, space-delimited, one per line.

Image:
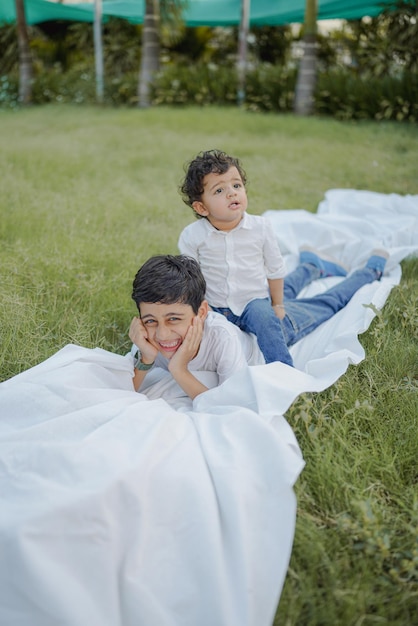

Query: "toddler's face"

xmin=192 ymin=166 xmax=247 ymax=231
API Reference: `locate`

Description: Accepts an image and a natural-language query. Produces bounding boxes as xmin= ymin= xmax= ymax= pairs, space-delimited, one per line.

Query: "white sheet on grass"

xmin=0 ymin=189 xmax=417 ymax=626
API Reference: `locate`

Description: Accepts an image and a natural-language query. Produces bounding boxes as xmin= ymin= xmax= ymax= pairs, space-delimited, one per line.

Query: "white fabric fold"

xmin=0 ymin=344 xmax=303 ymax=626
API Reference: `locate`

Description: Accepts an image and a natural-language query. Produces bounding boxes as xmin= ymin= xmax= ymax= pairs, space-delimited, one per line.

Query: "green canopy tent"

xmin=183 ymin=0 xmax=391 ymax=26
xmin=0 ymin=0 xmax=396 ymax=26
xmin=1 ymin=0 xmax=96 ymax=24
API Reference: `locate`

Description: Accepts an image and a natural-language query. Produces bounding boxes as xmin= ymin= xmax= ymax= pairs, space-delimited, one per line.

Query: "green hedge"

xmin=316 ymin=70 xmax=418 ymax=122
xmin=1 ymin=63 xmax=417 ymax=122
xmin=152 ymin=64 xmax=238 ymax=106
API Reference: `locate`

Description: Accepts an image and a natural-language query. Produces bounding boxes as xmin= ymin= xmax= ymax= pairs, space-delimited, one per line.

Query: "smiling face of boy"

xmin=139 ymin=300 xmax=208 ymax=359
xmin=191 ymin=166 xmax=248 ymax=231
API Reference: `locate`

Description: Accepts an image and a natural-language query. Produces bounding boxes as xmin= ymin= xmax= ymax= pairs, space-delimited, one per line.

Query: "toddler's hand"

xmin=273 ymin=304 xmax=286 ymax=320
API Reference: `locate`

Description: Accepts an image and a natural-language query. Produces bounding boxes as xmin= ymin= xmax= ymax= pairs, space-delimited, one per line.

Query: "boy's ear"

xmin=192 ymin=200 xmax=209 ymax=217
xmin=197 ymin=300 xmax=209 ymax=320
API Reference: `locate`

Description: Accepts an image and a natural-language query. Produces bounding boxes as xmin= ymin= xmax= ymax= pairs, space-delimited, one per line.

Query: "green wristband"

xmin=134 ymin=351 xmax=155 ymax=371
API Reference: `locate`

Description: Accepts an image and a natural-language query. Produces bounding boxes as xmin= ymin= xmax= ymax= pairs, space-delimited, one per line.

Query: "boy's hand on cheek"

xmin=168 ymin=316 xmax=203 ymax=373
xmin=129 ymin=317 xmax=158 ymax=363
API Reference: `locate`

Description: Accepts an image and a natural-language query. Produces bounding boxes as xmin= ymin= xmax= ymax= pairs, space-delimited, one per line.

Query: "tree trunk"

xmin=138 ymin=0 xmax=161 ymax=108
xmin=15 ymin=0 xmax=33 ymax=105
xmin=294 ymin=0 xmax=317 ymax=116
xmin=237 ymin=0 xmax=250 ymax=106
xmin=94 ymin=0 xmax=104 ymax=103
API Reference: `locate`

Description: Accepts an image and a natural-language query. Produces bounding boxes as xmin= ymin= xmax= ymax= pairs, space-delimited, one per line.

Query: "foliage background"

xmin=1 ymin=1 xmax=417 ymax=119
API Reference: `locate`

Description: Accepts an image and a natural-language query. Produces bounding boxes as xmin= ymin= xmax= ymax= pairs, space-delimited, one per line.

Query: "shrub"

xmin=1 ymin=60 xmax=417 ymax=123
xmin=316 ymin=69 xmax=418 ymax=122
xmin=245 ymin=65 xmax=296 ymax=112
xmin=0 ymin=73 xmax=18 ymax=109
xmin=31 ymin=64 xmax=97 ymax=105
xmin=151 ymin=63 xmax=238 ymax=106
xmin=151 ymin=62 xmax=296 ymax=111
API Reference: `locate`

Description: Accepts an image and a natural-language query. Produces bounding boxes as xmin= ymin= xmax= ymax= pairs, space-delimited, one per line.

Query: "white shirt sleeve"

xmin=178 ymin=224 xmax=199 ymax=259
xmin=262 ymin=218 xmax=287 ymax=279
xmin=189 ymin=313 xmax=251 ymax=385
xmin=214 ymin=333 xmax=249 ymax=385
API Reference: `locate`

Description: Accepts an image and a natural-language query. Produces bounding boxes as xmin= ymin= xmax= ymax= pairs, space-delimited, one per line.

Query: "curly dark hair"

xmin=179 ymin=149 xmax=247 ymax=213
xmin=132 ymin=255 xmax=206 ymax=315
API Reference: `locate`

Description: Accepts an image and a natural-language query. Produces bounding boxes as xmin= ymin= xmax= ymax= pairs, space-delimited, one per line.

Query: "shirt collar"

xmin=204 ymin=212 xmax=250 ymax=232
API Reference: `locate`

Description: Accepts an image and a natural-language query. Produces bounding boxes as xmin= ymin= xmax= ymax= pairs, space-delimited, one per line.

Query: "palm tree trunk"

xmin=237 ymin=0 xmax=251 ymax=106
xmin=138 ymin=0 xmax=161 ymax=108
xmin=15 ymin=0 xmax=33 ymax=105
xmin=294 ymin=0 xmax=317 ymax=115
xmin=94 ymin=0 xmax=104 ymax=103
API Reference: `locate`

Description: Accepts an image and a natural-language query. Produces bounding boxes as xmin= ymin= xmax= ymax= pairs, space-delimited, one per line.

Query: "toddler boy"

xmin=178 ymin=149 xmax=388 ymax=368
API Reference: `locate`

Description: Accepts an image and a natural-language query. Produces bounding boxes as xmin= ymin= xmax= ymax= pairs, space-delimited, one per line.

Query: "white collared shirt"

xmin=178 ymin=213 xmax=286 ymax=315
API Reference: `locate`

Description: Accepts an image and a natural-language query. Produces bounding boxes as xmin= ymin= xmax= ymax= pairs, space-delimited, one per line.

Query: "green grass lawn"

xmin=1 ymin=105 xmax=417 ymax=625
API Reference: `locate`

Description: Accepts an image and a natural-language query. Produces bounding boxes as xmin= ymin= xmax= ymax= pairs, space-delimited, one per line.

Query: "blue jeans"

xmin=211 ymin=263 xmax=380 ymax=367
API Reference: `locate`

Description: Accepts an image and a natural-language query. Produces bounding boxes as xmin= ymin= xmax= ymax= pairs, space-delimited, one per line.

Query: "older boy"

xmin=129 ymin=255 xmax=264 ymax=400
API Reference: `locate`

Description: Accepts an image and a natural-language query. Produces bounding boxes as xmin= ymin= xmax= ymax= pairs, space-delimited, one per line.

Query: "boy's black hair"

xmin=132 ymin=255 xmax=206 ymax=315
xmin=180 ymin=149 xmax=247 ymax=213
